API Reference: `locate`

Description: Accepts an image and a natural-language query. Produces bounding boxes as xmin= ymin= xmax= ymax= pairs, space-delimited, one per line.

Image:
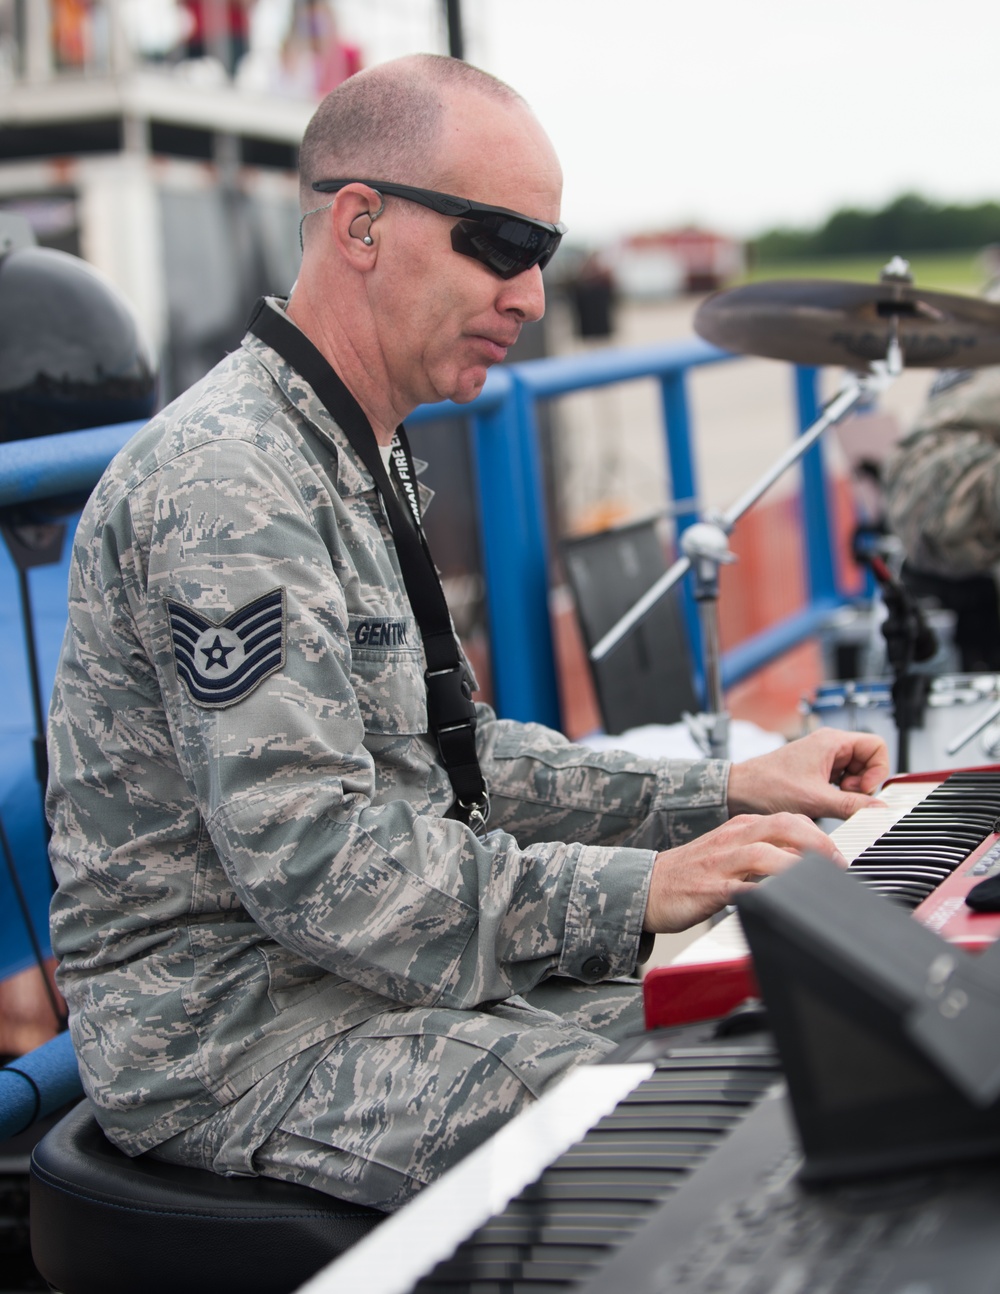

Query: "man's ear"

xmin=329 ymin=186 xmax=381 ymax=269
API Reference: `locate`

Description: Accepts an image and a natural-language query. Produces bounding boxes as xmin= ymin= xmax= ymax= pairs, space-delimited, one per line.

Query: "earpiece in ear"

xmin=349 ymin=212 xmax=377 ymax=246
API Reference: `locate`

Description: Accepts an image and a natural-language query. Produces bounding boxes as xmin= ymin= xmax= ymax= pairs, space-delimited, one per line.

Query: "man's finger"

xmin=748 ymin=839 xmax=843 ymax=877
xmin=830 ymin=732 xmax=890 ymax=791
xmin=741 ymin=812 xmax=847 ymax=866
xmin=820 ymin=789 xmax=888 ymax=820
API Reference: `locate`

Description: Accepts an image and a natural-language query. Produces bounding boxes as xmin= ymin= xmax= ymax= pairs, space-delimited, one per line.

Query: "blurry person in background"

xmin=178 ymin=0 xmax=256 ymax=77
xmin=885 ymin=283 xmax=1000 ymax=673
xmin=278 ymin=0 xmax=361 ymax=99
xmin=52 ymin=0 xmax=93 ymax=69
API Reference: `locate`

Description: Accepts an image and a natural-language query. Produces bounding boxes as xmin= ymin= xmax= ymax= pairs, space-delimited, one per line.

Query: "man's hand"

xmin=643 ymin=810 xmax=847 ymax=933
xmin=727 ymin=727 xmax=890 ymax=821
xmin=642 ymin=728 xmax=890 ymax=934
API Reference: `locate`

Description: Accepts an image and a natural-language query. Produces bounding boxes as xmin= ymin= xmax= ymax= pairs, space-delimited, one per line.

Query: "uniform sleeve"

xmin=885 ymin=426 xmax=1000 ymax=576
xmin=475 ymin=709 xmax=730 ymax=851
xmin=883 ymin=364 xmax=1000 ymax=576
xmin=124 ymin=436 xmax=670 ymax=1010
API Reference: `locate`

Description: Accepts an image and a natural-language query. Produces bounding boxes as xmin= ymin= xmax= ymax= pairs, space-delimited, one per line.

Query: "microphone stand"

xmin=0 ymin=514 xmax=67 ymax=848
xmin=590 ymin=345 xmax=903 ymax=760
xmin=869 ymin=558 xmax=933 ymax=775
xmin=0 ymin=513 xmax=69 ymax=1030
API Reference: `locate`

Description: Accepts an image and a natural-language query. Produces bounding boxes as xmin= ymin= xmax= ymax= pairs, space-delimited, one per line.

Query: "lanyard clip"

xmin=458 ymin=790 xmax=491 ymax=838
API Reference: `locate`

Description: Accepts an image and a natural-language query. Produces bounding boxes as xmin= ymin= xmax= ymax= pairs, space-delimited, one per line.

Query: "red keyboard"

xmin=644 ymin=766 xmax=1000 ymax=1030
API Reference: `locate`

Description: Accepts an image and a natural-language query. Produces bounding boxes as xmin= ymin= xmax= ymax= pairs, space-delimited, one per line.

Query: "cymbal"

xmin=694 ymin=278 xmax=1000 ymax=369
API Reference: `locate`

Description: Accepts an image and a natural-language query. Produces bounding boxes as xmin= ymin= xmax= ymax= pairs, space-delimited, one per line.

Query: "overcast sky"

xmin=316 ymin=0 xmax=999 ymax=245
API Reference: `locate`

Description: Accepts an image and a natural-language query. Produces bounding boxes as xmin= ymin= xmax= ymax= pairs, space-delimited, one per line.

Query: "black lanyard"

xmin=248 ymin=299 xmax=489 ymax=832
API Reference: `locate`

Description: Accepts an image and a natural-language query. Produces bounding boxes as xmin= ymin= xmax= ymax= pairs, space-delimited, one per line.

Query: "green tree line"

xmin=754 ymin=193 xmax=1000 ymax=263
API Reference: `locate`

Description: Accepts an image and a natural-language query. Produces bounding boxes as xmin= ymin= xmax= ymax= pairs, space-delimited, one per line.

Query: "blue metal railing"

xmin=0 ymin=339 xmax=851 ymax=734
xmin=425 ymin=342 xmax=847 ymax=729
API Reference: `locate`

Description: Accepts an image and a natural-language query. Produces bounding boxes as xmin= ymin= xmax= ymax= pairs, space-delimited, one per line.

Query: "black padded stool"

xmin=29 ymin=1100 xmax=385 ymax=1294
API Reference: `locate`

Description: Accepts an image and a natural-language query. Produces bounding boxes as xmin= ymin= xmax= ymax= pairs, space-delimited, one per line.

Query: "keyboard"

xmin=645 ymin=767 xmax=1000 ymax=1029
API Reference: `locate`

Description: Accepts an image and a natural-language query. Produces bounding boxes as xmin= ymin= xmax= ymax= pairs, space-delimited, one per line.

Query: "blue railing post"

xmin=794 ymin=365 xmax=841 ymax=605
xmin=468 ymin=376 xmax=561 ymax=729
xmin=658 ymin=367 xmax=705 ymax=700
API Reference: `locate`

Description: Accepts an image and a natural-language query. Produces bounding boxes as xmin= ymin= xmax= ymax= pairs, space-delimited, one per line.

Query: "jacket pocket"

xmin=349 ymin=618 xmax=427 ymax=735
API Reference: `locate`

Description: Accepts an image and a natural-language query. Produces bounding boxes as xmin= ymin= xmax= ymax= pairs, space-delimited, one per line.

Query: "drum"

xmin=804 ymin=674 xmax=1000 ymax=775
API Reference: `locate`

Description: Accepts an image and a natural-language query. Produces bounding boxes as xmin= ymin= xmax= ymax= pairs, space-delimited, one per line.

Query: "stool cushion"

xmin=30 ymin=1100 xmax=384 ymax=1294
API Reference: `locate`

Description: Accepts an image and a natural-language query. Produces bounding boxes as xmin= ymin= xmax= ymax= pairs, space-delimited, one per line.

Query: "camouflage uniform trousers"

xmin=149 ymin=977 xmax=644 ymax=1212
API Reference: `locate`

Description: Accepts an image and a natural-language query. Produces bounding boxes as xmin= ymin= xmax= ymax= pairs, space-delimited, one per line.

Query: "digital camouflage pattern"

xmin=884 ymin=364 xmax=1000 ymax=575
xmin=150 ymin=987 xmax=642 ymax=1209
xmin=46 ymin=300 xmax=729 ymax=1189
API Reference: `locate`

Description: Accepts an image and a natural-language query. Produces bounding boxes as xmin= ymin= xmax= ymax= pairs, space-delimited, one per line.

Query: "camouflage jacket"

xmin=884 ymin=365 xmax=1000 ymax=575
xmin=46 ymin=300 xmax=729 ymax=1154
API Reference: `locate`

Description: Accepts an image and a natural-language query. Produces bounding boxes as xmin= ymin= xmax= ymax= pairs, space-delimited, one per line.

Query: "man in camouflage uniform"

xmin=884 ymin=361 xmax=1000 ymax=671
xmin=46 ymin=53 xmax=888 ymax=1212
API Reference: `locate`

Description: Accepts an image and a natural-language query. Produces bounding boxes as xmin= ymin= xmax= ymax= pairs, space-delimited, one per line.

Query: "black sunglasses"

xmin=311 ymin=179 xmax=566 ymax=280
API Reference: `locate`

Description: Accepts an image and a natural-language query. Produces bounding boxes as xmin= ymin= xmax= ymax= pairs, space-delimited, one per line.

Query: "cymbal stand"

xmin=677 ymin=518 xmax=735 ymax=759
xmin=591 ymin=344 xmax=903 ymax=759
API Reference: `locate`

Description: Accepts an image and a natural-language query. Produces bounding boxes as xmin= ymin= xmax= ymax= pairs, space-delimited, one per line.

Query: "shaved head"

xmin=288 ymin=53 xmax=562 ymax=429
xmin=298 ymin=54 xmax=529 ymax=212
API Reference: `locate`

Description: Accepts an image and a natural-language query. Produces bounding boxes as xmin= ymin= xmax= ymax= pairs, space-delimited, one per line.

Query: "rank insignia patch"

xmin=167 ymin=588 xmax=286 ymax=707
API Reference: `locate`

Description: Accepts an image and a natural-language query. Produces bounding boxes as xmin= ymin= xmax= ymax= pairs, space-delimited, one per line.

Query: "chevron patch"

xmin=167 ymin=588 xmax=286 ymax=708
